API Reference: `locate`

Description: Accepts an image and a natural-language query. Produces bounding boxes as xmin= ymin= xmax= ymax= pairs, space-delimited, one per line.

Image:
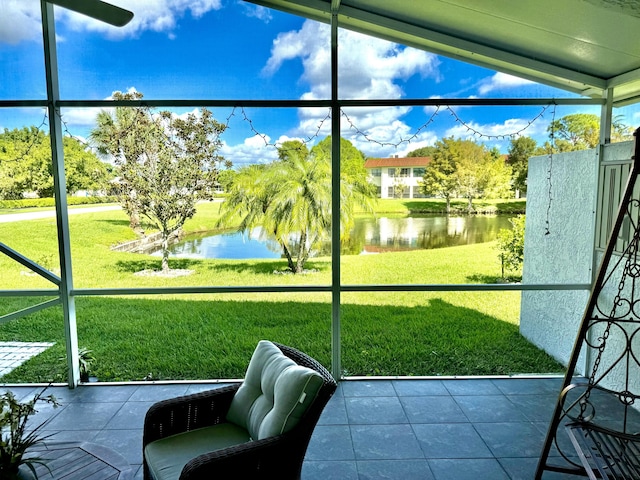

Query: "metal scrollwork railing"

xmin=537 ymin=128 xmax=640 ymax=479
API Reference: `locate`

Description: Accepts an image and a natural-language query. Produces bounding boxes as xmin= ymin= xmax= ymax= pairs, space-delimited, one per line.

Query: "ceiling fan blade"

xmin=48 ymin=0 xmax=134 ymax=27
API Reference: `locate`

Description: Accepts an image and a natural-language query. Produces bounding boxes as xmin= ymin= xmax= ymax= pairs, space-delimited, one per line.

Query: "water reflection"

xmin=151 ymin=215 xmax=513 ymax=259
xmin=353 ymin=215 xmax=511 ymax=253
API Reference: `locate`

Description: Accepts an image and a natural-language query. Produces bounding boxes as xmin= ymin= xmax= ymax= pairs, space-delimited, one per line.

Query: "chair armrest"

xmin=179 ymin=433 xmax=299 ymax=480
xmin=143 ymin=384 xmax=241 ymax=446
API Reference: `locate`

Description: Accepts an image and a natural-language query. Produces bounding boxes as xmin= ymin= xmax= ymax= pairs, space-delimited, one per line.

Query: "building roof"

xmin=247 ymin=0 xmax=640 ymax=106
xmin=364 ymin=157 xmax=431 ymax=168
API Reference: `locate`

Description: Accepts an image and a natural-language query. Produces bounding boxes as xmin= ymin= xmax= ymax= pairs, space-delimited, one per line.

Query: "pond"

xmin=151 ymin=215 xmax=514 ymax=260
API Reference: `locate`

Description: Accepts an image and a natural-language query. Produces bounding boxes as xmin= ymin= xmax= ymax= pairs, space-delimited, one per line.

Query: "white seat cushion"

xmin=226 ymin=340 xmax=324 ymax=440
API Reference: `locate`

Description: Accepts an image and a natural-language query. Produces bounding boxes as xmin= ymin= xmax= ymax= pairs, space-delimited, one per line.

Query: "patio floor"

xmin=3 ymin=377 xmax=586 ymax=479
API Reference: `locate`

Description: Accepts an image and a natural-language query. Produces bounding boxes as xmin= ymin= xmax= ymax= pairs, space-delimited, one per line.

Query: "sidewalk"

xmin=0 ymin=341 xmax=54 ymax=376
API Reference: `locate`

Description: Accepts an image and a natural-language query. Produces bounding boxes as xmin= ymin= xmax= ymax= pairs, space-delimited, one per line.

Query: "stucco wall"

xmin=520 ymin=149 xmax=598 ymax=373
xmin=520 ymin=141 xmax=635 ymax=376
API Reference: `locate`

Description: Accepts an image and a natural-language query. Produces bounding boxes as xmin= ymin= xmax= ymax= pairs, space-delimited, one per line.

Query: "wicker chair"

xmin=142 ymin=341 xmax=337 ymax=480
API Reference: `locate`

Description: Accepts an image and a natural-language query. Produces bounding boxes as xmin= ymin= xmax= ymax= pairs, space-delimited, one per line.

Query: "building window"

xmin=371 ymin=168 xmax=381 ymax=177
xmin=388 ymin=168 xmax=396 ymax=178
xmin=413 ymin=187 xmax=426 ymax=198
xmin=413 ymin=167 xmax=425 ymax=178
xmin=399 ymin=168 xmax=410 ymax=178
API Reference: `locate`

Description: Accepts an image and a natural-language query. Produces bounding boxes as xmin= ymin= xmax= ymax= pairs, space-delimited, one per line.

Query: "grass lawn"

xmin=0 ymin=199 xmax=563 ymax=382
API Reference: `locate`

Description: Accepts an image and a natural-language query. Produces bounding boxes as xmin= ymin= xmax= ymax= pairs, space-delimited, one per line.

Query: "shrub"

xmin=0 ymin=196 xmax=117 ymax=209
xmin=497 ymin=214 xmax=525 ymax=273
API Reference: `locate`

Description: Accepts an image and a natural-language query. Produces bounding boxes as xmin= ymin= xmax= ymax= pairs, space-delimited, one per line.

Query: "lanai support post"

xmin=41 ymin=0 xmax=80 ymax=387
xmin=330 ymin=0 xmax=342 ymax=381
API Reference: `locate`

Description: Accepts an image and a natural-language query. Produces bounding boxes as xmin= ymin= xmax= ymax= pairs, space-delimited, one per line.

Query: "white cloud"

xmin=478 ymin=72 xmax=536 ymax=95
xmin=262 ymin=20 xmax=441 ymax=159
xmin=238 ymin=1 xmax=272 ymax=22
xmin=346 ymin=127 xmax=437 ymax=159
xmin=220 ymin=134 xmax=280 ymax=168
xmin=59 ymin=87 xmax=142 ymax=132
xmin=0 ymin=1 xmax=41 ymax=44
xmin=60 ymin=107 xmax=104 ymax=127
xmin=0 ymin=0 xmax=223 ymax=44
xmin=61 ymin=0 xmax=223 ymax=39
xmin=264 ymin=21 xmax=439 ymax=99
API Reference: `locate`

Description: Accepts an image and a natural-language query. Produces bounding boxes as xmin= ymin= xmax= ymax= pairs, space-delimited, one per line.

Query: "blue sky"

xmin=1 ymin=0 xmax=637 ymax=166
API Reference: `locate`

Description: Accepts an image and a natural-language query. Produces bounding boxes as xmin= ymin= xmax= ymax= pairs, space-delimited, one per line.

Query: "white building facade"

xmin=364 ymin=157 xmax=431 ymax=199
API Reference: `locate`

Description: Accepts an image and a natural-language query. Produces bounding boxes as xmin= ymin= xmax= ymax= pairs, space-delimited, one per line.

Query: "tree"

xmin=310 ymin=135 xmax=368 ymax=180
xmin=421 ymin=138 xmax=512 ymax=212
xmin=507 ymin=136 xmax=537 ymax=197
xmin=216 ymin=168 xmax=236 ymax=193
xmin=420 ymin=137 xmax=459 ymax=213
xmin=452 ymin=139 xmax=492 ymax=212
xmin=407 ymin=146 xmax=436 ymax=157
xmin=310 ymin=135 xmax=375 ymax=219
xmin=218 ymin=138 xmax=375 ymax=273
xmin=483 ymin=147 xmax=513 ymax=200
xmin=391 ymin=176 xmax=407 ymax=198
xmin=0 ymin=127 xmax=111 ymax=199
xmin=91 ymin=92 xmax=228 ymax=273
xmin=545 ymin=113 xmax=634 ymax=153
xmin=91 ymin=90 xmax=153 ymax=233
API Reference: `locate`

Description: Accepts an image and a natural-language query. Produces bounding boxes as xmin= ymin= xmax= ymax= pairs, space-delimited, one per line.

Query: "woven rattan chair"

xmin=142 ymin=341 xmax=337 ymax=480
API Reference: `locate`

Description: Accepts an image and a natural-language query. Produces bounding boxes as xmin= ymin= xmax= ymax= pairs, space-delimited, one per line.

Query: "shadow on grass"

xmin=0 ymin=296 xmax=563 ymax=383
xmin=114 ymin=258 xmax=330 ymax=276
xmin=114 ymin=258 xmax=204 ymax=273
xmin=201 ymin=259 xmax=330 ymax=275
xmin=94 ymin=218 xmax=134 ymax=228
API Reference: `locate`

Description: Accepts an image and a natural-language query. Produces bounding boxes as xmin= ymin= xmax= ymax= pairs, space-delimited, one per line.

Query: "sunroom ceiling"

xmin=247 ymin=0 xmax=640 ymax=106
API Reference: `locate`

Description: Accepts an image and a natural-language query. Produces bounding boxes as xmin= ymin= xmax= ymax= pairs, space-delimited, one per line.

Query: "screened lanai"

xmin=2 ymin=0 xmax=640 ymax=389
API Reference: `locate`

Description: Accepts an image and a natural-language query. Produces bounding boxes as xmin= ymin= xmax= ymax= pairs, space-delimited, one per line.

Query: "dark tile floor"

xmin=2 ymin=377 xmax=596 ymax=479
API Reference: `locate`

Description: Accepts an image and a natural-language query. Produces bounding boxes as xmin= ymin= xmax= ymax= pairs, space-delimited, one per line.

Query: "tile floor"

xmin=1 ymin=376 xmax=604 ymax=479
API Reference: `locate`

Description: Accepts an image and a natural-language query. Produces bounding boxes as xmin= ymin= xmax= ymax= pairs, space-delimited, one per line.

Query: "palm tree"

xmin=218 ymin=139 xmax=375 ymax=273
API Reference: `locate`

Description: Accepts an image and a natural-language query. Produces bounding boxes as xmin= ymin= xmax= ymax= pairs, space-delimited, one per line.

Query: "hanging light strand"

xmin=237 ymin=106 xmax=332 ymax=150
xmin=341 ymin=106 xmax=440 ymax=148
xmin=45 ymin=101 xmax=553 ymax=161
xmin=445 ymin=104 xmax=551 ymax=140
xmin=545 ymin=103 xmax=558 ymax=235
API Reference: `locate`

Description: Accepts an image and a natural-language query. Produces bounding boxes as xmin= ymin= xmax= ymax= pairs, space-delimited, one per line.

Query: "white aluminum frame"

xmin=1 ymin=3 xmax=614 ymax=385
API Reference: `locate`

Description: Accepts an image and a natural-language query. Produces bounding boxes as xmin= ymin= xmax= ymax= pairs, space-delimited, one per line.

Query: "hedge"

xmin=0 ymin=196 xmax=118 ymax=209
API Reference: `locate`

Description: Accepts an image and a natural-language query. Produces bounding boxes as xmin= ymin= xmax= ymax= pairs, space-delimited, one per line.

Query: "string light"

xmin=445 ymin=105 xmax=551 ymax=140
xmin=340 ymin=104 xmax=551 ymax=148
xmin=237 ymin=106 xmax=332 ymax=151
xmin=545 ymin=103 xmax=557 ymax=236
xmin=28 ymin=102 xmax=554 ymax=161
xmin=341 ymin=106 xmax=441 ymax=148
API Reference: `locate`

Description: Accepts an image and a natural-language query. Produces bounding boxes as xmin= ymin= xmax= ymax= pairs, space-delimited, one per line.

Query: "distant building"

xmin=364 ymin=156 xmax=431 ymax=199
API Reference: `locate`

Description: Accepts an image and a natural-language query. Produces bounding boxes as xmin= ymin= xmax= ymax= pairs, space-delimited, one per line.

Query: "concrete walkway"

xmin=0 ymin=205 xmax=121 ymax=223
xmin=0 ymin=341 xmax=54 ymax=376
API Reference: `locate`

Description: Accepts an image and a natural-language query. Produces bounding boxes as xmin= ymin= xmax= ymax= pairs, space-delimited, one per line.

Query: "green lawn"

xmin=0 ymin=200 xmax=563 ymax=382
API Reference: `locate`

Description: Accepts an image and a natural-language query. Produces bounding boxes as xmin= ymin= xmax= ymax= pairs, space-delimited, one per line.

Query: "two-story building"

xmin=364 ymin=156 xmax=431 ymax=199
